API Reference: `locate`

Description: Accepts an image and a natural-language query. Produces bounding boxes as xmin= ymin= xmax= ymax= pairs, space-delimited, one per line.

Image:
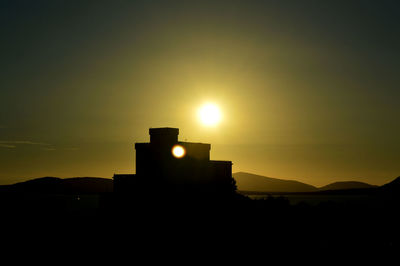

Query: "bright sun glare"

xmin=198 ymin=103 xmax=222 ymax=126
xmin=172 ymin=145 xmax=186 ymax=158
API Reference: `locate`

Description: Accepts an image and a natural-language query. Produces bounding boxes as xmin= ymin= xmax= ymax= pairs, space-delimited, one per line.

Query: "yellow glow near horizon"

xmin=172 ymin=145 xmax=186 ymax=158
xmin=198 ymin=103 xmax=222 ymax=126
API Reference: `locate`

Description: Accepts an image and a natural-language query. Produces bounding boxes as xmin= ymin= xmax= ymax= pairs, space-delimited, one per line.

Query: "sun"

xmin=198 ymin=103 xmax=222 ymax=126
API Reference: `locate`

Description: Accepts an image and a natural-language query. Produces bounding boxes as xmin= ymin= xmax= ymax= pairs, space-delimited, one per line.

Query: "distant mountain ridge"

xmin=0 ymin=176 xmax=113 ymax=194
xmin=0 ymin=174 xmax=398 ymax=194
xmin=233 ymin=172 xmax=317 ymax=192
xmin=318 ymin=181 xmax=377 ymax=191
xmin=380 ymin=176 xmax=400 ymax=193
xmin=233 ymin=172 xmax=382 ymax=193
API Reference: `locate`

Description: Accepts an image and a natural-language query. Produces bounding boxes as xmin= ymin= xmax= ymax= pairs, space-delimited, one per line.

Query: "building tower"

xmin=113 ymin=127 xmax=235 ymax=195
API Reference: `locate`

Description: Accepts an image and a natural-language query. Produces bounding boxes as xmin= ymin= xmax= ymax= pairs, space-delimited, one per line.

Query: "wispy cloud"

xmin=0 ymin=140 xmax=52 ymax=149
xmin=64 ymin=147 xmax=79 ymax=151
xmin=0 ymin=143 xmax=16 ymax=148
xmin=42 ymin=147 xmax=56 ymax=151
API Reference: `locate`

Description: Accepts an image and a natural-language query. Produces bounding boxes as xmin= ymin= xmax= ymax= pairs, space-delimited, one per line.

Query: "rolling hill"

xmin=318 ymin=181 xmax=377 ymax=191
xmin=233 ymin=172 xmax=317 ymax=192
xmin=1 ymin=174 xmax=398 ymax=195
xmin=380 ymin=176 xmax=400 ymax=193
xmin=0 ymin=176 xmax=113 ymax=194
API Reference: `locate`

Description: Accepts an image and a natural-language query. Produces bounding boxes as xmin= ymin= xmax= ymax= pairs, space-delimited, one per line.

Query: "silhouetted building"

xmin=113 ymin=128 xmax=235 ymax=195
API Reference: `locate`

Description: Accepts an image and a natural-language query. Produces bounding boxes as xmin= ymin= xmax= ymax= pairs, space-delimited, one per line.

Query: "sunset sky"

xmin=1 ymin=0 xmax=399 ymax=186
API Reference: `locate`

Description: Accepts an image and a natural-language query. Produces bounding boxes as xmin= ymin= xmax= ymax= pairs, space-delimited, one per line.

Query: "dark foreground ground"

xmin=1 ymin=187 xmax=399 ymax=261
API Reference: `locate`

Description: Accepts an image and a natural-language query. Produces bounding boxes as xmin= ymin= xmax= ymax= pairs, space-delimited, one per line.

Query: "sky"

xmin=1 ymin=0 xmax=399 ymax=186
